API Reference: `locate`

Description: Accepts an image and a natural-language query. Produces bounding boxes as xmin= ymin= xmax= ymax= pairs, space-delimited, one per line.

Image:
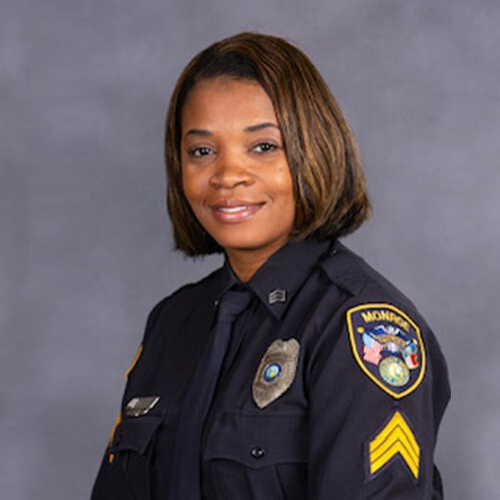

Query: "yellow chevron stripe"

xmin=370 ymin=412 xmax=419 ymax=459
xmin=371 ymin=426 xmax=419 ymax=467
xmin=369 ymin=411 xmax=420 ymax=479
xmin=371 ymin=441 xmax=419 ymax=478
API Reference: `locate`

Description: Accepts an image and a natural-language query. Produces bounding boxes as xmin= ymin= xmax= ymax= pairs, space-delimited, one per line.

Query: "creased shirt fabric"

xmin=92 ymin=238 xmax=450 ymax=500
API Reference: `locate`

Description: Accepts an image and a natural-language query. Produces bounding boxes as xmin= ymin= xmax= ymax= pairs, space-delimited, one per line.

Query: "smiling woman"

xmin=165 ymin=33 xmax=370 ymax=258
xmin=181 ymin=77 xmax=296 ymax=281
xmin=92 ymin=32 xmax=450 ymax=500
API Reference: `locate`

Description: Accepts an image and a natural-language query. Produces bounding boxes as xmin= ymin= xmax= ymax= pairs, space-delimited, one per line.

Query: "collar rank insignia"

xmin=268 ymin=289 xmax=287 ymax=304
xmin=252 ymin=338 xmax=300 ymax=409
xmin=367 ymin=410 xmax=420 ymax=481
xmin=346 ymin=303 xmax=426 ymax=399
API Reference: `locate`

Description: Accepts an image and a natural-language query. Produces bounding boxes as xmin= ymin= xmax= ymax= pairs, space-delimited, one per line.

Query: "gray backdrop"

xmin=1 ymin=0 xmax=499 ymax=498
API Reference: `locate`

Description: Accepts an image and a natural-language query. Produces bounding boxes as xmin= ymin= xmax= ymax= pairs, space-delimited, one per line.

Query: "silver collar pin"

xmin=268 ymin=289 xmax=286 ymax=304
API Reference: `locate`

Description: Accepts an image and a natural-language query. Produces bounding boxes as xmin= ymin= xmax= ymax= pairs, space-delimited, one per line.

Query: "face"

xmin=181 ymin=77 xmax=296 ymax=265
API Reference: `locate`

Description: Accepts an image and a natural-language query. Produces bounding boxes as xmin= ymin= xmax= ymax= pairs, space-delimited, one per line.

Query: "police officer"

xmin=92 ymin=32 xmax=450 ymax=499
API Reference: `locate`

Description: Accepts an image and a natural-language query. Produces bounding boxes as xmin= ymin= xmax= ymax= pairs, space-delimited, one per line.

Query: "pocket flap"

xmin=114 ymin=415 xmax=163 ymax=454
xmin=204 ymin=411 xmax=308 ymax=469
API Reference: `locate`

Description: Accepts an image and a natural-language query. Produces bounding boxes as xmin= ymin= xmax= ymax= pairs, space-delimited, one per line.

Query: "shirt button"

xmin=250 ymin=446 xmax=266 ymax=459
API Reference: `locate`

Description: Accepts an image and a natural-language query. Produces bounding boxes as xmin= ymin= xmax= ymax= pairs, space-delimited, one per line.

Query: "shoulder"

xmin=321 ymin=241 xmax=417 ymax=313
xmin=308 ymin=243 xmax=449 ymax=492
xmin=141 ymin=265 xmax=225 ymax=340
xmin=316 ymin=241 xmax=448 ymax=399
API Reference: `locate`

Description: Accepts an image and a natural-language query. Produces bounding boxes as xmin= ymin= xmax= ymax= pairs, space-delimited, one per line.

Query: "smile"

xmin=210 ymin=201 xmax=265 ymax=223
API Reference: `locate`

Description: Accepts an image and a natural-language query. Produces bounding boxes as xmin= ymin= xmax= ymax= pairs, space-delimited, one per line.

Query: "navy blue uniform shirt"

xmin=92 ymin=238 xmax=450 ymax=499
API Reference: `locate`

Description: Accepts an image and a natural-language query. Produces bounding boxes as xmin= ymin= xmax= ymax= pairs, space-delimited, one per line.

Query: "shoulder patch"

xmin=346 ymin=303 xmax=426 ymax=399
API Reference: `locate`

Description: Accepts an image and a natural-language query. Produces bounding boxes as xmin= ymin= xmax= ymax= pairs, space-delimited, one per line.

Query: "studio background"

xmin=1 ymin=0 xmax=498 ymax=498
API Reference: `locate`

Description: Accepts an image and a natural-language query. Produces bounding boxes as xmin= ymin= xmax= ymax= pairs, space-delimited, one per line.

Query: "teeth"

xmin=218 ymin=206 xmax=248 ymax=213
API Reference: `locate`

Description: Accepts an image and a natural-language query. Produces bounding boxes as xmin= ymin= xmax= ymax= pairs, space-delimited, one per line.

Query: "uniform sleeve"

xmin=91 ymin=298 xmax=167 ymax=500
xmin=307 ymin=302 xmax=450 ymax=500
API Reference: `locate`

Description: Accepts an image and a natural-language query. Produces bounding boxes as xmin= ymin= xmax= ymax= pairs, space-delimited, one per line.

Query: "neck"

xmin=226 ymin=240 xmax=290 ymax=282
xmin=226 ymin=253 xmax=268 ymax=283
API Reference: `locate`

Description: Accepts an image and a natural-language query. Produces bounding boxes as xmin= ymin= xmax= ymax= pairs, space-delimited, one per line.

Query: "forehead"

xmin=181 ymin=77 xmax=278 ymax=132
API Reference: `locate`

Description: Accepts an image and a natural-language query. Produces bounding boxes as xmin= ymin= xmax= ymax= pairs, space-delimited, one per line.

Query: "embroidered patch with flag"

xmin=366 ymin=410 xmax=420 ymax=481
xmin=347 ymin=303 xmax=426 ymax=398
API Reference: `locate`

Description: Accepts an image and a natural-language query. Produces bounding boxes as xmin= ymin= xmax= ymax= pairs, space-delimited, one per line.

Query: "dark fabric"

xmin=167 ymin=288 xmax=252 ymax=499
xmin=91 ymin=239 xmax=450 ymax=500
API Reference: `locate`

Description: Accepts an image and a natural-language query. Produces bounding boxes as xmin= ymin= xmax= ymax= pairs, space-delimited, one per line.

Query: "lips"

xmin=210 ymin=200 xmax=265 ymax=223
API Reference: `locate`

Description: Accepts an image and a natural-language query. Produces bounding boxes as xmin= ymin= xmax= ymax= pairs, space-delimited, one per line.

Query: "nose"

xmin=209 ymin=152 xmax=252 ymax=189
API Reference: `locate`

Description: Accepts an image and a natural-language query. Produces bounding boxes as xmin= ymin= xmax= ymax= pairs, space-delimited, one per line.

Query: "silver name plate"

xmin=125 ymin=396 xmax=160 ymax=417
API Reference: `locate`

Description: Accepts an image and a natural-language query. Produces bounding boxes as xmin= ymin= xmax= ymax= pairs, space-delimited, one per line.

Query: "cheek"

xmin=281 ymin=175 xmax=296 ymax=222
xmin=182 ymin=177 xmax=205 ymax=225
xmin=274 ymin=168 xmax=295 ymax=205
xmin=181 ymin=165 xmax=201 ymax=205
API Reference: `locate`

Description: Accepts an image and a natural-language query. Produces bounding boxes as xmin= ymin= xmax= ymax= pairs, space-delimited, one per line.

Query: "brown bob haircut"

xmin=165 ymin=32 xmax=371 ymax=256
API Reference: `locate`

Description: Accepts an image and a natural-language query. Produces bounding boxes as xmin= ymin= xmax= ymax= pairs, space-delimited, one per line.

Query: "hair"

xmin=165 ymin=32 xmax=371 ymax=256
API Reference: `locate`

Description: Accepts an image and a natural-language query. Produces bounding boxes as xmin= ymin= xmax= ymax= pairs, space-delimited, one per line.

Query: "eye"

xmin=252 ymin=142 xmax=278 ymax=153
xmin=188 ymin=146 xmax=213 ymax=158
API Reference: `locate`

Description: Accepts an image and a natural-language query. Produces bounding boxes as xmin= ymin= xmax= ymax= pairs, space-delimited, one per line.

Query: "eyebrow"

xmin=183 ymin=122 xmax=280 ymax=139
xmin=244 ymin=122 xmax=280 ymax=133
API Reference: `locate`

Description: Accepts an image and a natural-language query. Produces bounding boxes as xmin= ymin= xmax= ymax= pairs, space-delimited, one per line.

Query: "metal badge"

xmin=252 ymin=338 xmax=300 ymax=409
xmin=268 ymin=289 xmax=287 ymax=304
xmin=125 ymin=396 xmax=160 ymax=417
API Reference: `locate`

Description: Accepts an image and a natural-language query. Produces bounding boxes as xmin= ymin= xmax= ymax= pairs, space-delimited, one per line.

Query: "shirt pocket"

xmin=112 ymin=414 xmax=163 ymax=500
xmin=204 ymin=411 xmax=308 ymax=500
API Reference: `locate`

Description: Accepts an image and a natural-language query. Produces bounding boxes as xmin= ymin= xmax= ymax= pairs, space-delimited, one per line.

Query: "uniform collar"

xmin=219 ymin=238 xmax=333 ymax=320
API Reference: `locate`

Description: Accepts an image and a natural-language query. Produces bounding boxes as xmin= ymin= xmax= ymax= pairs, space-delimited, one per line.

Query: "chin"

xmin=215 ymin=236 xmax=263 ymax=252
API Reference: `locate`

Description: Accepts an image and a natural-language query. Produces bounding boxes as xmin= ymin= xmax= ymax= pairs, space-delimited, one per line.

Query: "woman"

xmin=92 ymin=32 xmax=450 ymax=499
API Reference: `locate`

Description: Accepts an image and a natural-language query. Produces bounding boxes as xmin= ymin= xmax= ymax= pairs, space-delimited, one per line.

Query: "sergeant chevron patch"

xmin=367 ymin=410 xmax=420 ymax=481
